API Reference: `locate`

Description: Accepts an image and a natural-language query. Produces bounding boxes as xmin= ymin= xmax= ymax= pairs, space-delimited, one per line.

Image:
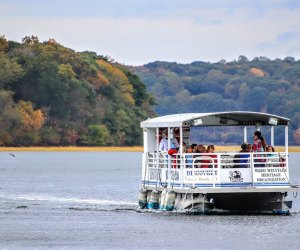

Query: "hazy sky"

xmin=1 ymin=0 xmax=300 ymax=65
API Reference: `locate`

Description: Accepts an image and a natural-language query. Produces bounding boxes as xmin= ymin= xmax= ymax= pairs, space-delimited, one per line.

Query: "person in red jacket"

xmin=252 ymin=131 xmax=267 ymax=167
xmin=252 ymin=131 xmax=266 ymax=152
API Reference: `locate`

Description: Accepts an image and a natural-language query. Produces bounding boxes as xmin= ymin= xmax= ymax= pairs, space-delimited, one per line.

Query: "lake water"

xmin=0 ymin=152 xmax=299 ymax=249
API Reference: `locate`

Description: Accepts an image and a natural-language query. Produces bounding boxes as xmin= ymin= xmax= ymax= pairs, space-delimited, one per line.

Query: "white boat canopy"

xmin=141 ymin=111 xmax=290 ymax=128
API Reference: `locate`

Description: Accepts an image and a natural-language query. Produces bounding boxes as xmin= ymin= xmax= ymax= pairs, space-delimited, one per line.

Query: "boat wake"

xmin=0 ymin=194 xmax=138 ymax=212
xmin=136 ymin=207 xmax=300 ymax=215
xmin=1 ymin=194 xmax=298 ymax=214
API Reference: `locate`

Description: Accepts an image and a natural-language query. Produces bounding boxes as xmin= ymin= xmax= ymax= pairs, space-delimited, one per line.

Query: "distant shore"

xmin=0 ymin=146 xmax=144 ymax=152
xmin=0 ymin=146 xmax=300 ymax=152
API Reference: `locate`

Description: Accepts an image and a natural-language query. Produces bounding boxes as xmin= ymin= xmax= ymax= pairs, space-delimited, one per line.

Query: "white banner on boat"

xmin=220 ymin=169 xmax=252 ymax=183
xmin=183 ymin=167 xmax=289 ymax=185
xmin=183 ymin=169 xmax=254 ymax=184
xmin=253 ymin=167 xmax=289 ymax=183
xmin=183 ymin=169 xmax=219 ymax=184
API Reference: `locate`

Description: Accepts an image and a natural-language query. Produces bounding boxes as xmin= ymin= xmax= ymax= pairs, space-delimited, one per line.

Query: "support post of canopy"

xmin=285 ymin=125 xmax=289 ymax=170
xmin=271 ymin=126 xmax=274 ymax=146
xmin=143 ymin=128 xmax=148 ymax=153
xmin=156 ymin=127 xmax=159 ymax=166
xmin=180 ymin=126 xmax=183 ymax=188
xmin=156 ymin=128 xmax=159 ymax=150
xmin=142 ymin=128 xmax=147 ymax=183
xmin=167 ymin=127 xmax=171 ymax=188
xmin=243 ymin=126 xmax=247 ymax=142
xmin=180 ymin=127 xmax=183 ymax=158
xmin=285 ymin=125 xmax=288 ymax=155
xmin=156 ymin=127 xmax=159 ymax=188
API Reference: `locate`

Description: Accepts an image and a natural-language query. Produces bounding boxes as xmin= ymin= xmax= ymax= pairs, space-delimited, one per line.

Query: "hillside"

xmin=2 ymin=35 xmax=300 ymax=146
xmin=133 ymin=57 xmax=300 ymax=145
xmin=0 ymin=36 xmax=155 ymax=146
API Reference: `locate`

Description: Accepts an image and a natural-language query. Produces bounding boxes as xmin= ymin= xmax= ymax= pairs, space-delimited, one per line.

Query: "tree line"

xmin=2 ymin=35 xmax=300 ymax=146
xmin=0 ymin=35 xmax=155 ymax=146
xmin=133 ymin=56 xmax=300 ymax=145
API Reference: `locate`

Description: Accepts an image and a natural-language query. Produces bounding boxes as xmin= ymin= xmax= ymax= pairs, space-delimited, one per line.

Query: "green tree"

xmin=0 ymin=52 xmax=24 ymax=88
xmin=1 ymin=36 xmax=155 ymax=146
xmin=80 ymin=124 xmax=110 ymax=145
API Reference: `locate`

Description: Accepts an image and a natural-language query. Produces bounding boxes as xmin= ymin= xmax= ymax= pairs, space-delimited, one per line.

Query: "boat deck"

xmin=142 ymin=185 xmax=298 ymax=194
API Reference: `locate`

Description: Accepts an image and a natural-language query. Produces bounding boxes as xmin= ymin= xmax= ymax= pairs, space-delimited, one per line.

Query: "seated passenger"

xmin=195 ymin=144 xmax=206 ymax=153
xmin=185 ymin=145 xmax=194 ymax=168
xmin=247 ymin=144 xmax=253 ymax=152
xmin=266 ymin=146 xmax=287 ymax=167
xmin=191 ymin=143 xmax=197 ymax=152
xmin=265 ymin=145 xmax=279 ymax=167
xmin=194 ymin=144 xmax=206 ymax=168
xmin=202 ymin=145 xmax=217 ymax=168
xmin=233 ymin=142 xmax=250 ymax=168
xmin=178 ymin=142 xmax=186 ymax=154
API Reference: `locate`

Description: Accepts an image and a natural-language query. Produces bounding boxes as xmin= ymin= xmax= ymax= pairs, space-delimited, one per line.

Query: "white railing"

xmin=142 ymin=152 xmax=290 ymax=188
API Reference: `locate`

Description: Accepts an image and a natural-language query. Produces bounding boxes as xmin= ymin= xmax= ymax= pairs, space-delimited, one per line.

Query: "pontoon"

xmin=138 ymin=111 xmax=298 ymax=214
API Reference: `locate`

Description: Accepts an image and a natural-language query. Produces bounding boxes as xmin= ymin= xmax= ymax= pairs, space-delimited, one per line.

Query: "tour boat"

xmin=138 ymin=111 xmax=298 ymax=214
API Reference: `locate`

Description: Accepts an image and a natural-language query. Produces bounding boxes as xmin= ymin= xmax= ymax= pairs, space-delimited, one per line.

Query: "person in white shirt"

xmin=159 ymin=132 xmax=168 ymax=152
xmin=159 ymin=129 xmax=179 ymax=152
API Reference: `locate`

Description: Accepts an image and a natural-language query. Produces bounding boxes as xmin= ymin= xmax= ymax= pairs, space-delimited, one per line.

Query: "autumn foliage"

xmin=0 ymin=35 xmax=155 ymax=146
xmin=17 ymin=101 xmax=44 ymax=131
xmin=134 ymin=57 xmax=300 ymax=145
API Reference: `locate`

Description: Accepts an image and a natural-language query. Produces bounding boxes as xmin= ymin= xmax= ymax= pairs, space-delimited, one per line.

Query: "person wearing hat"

xmin=233 ymin=142 xmax=250 ymax=168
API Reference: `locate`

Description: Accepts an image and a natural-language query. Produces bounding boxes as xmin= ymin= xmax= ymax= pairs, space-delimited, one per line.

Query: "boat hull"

xmin=141 ymin=187 xmax=296 ymax=214
xmin=207 ymin=192 xmax=292 ymax=213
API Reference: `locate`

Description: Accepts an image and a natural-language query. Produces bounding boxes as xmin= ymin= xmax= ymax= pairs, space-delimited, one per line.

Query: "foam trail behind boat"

xmin=0 ymin=194 xmax=137 ymax=211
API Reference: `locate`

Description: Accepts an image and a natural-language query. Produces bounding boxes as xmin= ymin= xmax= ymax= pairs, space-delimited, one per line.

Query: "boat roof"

xmin=140 ymin=111 xmax=290 ymax=128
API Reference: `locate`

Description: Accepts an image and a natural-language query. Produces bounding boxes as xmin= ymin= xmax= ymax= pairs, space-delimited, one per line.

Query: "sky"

xmin=1 ymin=0 xmax=300 ymax=65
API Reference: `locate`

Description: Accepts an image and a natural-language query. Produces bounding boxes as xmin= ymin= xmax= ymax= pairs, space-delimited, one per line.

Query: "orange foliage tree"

xmin=17 ymin=100 xmax=45 ymax=131
xmin=96 ymin=59 xmax=134 ymax=105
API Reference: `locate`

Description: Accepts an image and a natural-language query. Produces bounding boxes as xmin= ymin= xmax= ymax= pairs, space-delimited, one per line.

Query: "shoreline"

xmin=0 ymin=146 xmax=144 ymax=152
xmin=0 ymin=146 xmax=300 ymax=152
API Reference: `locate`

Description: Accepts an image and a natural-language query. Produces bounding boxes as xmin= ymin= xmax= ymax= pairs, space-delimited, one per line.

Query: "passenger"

xmin=194 ymin=144 xmax=206 ymax=168
xmin=233 ymin=142 xmax=250 ymax=168
xmin=206 ymin=145 xmax=215 ymax=153
xmin=170 ymin=128 xmax=180 ymax=149
xmin=169 ymin=142 xmax=187 ymax=169
xmin=166 ymin=128 xmax=181 ymax=167
xmin=178 ymin=142 xmax=187 ymax=154
xmin=265 ymin=145 xmax=278 ymax=167
xmin=191 ymin=143 xmax=197 ymax=153
xmin=252 ymin=131 xmax=267 ymax=167
xmin=247 ymin=144 xmax=253 ymax=152
xmin=195 ymin=144 xmax=206 ymax=153
xmin=159 ymin=129 xmax=180 ymax=152
xmin=266 ymin=146 xmax=287 ymax=167
xmin=159 ymin=130 xmax=168 ymax=152
xmin=168 ymin=145 xmax=178 ymax=168
xmin=266 ymin=145 xmax=275 ymax=154
xmin=185 ymin=145 xmax=194 ymax=168
xmin=252 ymin=131 xmax=267 ymax=152
xmin=202 ymin=145 xmax=217 ymax=168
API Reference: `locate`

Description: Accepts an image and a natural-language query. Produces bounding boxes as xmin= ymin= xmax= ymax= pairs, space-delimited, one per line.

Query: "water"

xmin=0 ymin=152 xmax=299 ymax=249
